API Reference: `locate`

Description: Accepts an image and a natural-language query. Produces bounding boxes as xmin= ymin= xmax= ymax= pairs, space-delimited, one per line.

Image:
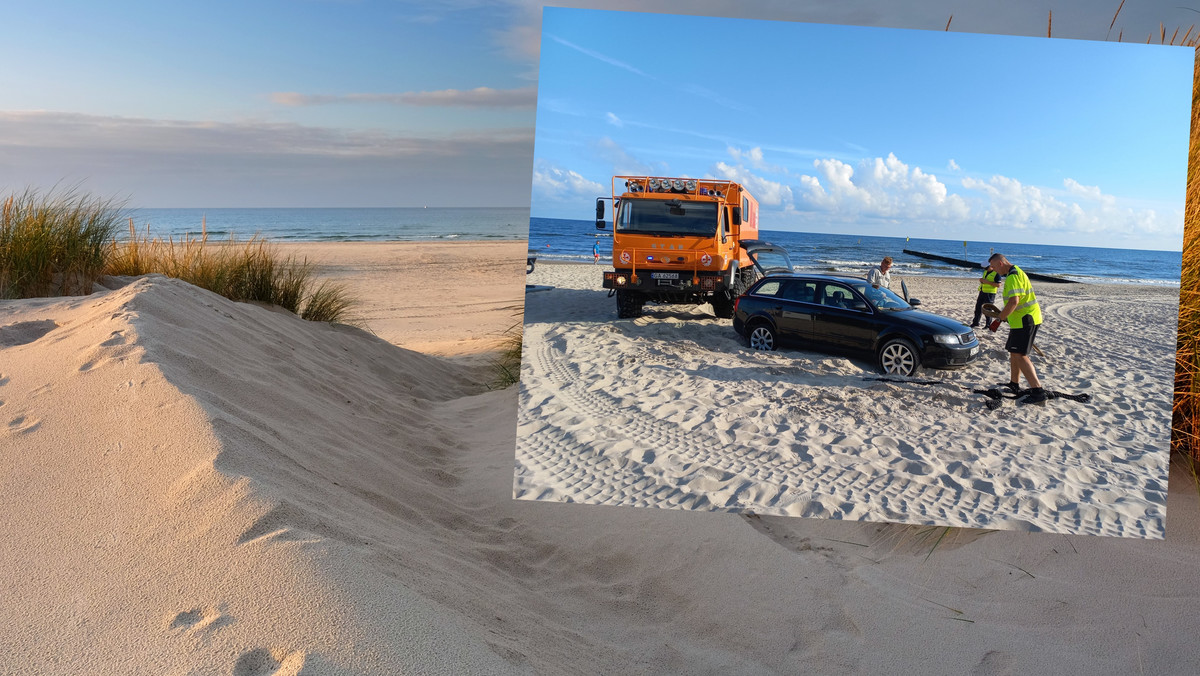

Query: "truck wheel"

xmin=737 ymin=267 xmax=759 ymax=294
xmin=710 ymin=292 xmax=734 ymax=319
xmin=879 ymin=338 xmax=920 ymax=376
xmin=616 ymin=290 xmax=644 ymax=318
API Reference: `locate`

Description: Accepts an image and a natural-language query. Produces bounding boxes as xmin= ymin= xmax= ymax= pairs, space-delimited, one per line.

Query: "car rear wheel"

xmin=879 ymin=338 xmax=920 ymax=376
xmin=747 ymin=323 xmax=777 ymax=351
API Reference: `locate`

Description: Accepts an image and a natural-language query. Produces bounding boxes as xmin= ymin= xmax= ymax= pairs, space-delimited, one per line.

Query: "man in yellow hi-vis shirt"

xmin=971 ymin=261 xmax=1003 ymax=328
xmin=988 ymin=253 xmax=1046 ymax=405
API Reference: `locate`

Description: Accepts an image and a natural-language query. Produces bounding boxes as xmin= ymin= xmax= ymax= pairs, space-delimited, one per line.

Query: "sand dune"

xmin=1 ymin=242 xmax=1198 ymax=674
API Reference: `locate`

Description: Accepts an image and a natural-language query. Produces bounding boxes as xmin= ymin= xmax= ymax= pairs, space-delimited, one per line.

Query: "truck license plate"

xmin=650 ymin=272 xmax=679 ymax=280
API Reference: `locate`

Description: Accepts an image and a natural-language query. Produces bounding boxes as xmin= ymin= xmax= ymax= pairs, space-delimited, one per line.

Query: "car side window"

xmin=754 ymin=280 xmax=782 ymax=296
xmin=822 ymin=283 xmax=869 ymax=311
xmin=820 ymin=283 xmax=867 ymax=310
xmin=779 ymin=280 xmax=817 ymax=303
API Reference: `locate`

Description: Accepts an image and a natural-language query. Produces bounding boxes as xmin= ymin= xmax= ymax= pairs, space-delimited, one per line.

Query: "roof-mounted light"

xmin=684 ymin=179 xmax=697 ymax=192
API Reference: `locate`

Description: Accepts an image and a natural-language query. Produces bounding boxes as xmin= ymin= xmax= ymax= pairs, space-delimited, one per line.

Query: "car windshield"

xmin=616 ymin=199 xmax=718 ymax=236
xmin=849 ymin=281 xmax=911 ymax=311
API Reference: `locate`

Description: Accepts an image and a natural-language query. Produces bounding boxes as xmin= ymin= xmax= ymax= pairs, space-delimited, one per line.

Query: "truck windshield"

xmin=616 ymin=199 xmax=718 ymax=236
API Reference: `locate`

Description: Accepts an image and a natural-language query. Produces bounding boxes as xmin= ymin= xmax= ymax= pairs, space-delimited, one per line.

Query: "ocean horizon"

xmin=125 ymin=208 xmax=1182 ymax=287
xmin=530 ymin=217 xmax=1183 ymax=287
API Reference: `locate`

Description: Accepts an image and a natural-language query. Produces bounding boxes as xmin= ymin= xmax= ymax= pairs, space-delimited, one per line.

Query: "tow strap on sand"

xmin=973 ymin=387 xmax=1091 ymax=410
xmin=861 ymin=378 xmax=1089 ymax=410
xmin=863 ymin=377 xmax=944 ymax=385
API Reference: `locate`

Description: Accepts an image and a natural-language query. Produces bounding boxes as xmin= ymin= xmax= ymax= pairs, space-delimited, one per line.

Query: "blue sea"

xmin=126 ymin=207 xmax=531 ymax=242
xmin=122 ymin=208 xmax=1182 ymax=287
xmin=530 ymin=217 xmax=1183 ymax=287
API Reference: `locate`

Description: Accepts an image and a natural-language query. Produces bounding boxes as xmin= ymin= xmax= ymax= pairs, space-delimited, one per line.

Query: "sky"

xmin=0 ymin=0 xmax=1195 ymax=249
xmin=532 ymin=9 xmax=1192 ymax=250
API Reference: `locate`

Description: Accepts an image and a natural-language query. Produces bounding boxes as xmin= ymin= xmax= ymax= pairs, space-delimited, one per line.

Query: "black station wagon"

xmin=732 ymin=273 xmax=980 ymax=376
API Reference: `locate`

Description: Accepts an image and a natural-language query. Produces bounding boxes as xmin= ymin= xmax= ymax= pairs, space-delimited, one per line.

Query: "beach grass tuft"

xmin=1 ymin=188 xmax=357 ymax=324
xmin=300 ymin=280 xmax=357 ymax=324
xmin=490 ymin=306 xmax=525 ymax=389
xmin=1173 ymin=49 xmax=1200 ymax=466
xmin=108 ymin=224 xmax=358 ymax=323
xmin=0 ymin=188 xmax=125 ymax=298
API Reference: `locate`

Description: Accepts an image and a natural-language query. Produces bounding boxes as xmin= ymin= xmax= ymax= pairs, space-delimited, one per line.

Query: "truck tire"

xmin=738 ymin=267 xmax=759 ymax=292
xmin=712 ymin=267 xmax=759 ymax=319
xmin=616 ymin=290 xmax=644 ymax=318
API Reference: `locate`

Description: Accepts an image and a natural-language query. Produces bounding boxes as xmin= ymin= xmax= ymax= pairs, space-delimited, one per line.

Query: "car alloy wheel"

xmin=879 ymin=338 xmax=919 ymax=376
xmin=748 ymin=325 xmax=776 ymax=351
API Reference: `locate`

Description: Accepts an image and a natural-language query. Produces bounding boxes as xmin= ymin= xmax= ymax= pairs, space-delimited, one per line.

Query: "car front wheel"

xmin=747 ymin=323 xmax=777 ymax=351
xmin=879 ymin=338 xmax=920 ymax=376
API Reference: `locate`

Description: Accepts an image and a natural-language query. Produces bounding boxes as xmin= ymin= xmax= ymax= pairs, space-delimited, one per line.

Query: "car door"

xmin=813 ymin=282 xmax=879 ymax=352
xmin=773 ymin=279 xmax=818 ymax=343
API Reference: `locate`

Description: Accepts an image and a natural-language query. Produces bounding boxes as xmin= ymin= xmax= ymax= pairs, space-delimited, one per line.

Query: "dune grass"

xmin=108 ymin=219 xmax=358 ymax=324
xmin=0 ymin=189 xmax=356 ymax=324
xmin=1173 ymin=48 xmax=1200 ymax=467
xmin=489 ymin=306 xmax=525 ymax=389
xmin=0 ymin=188 xmax=125 ymax=298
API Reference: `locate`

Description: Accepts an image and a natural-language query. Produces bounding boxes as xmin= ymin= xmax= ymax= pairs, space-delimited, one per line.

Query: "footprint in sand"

xmin=167 ymin=607 xmax=233 ymax=635
xmin=233 ymin=648 xmax=308 ymax=676
xmin=5 ymin=415 xmax=40 ymax=436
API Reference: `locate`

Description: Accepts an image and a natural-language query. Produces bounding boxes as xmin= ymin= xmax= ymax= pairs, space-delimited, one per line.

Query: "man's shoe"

xmin=1021 ymin=388 xmax=1048 ymax=405
xmin=1002 ymin=382 xmax=1020 ymax=395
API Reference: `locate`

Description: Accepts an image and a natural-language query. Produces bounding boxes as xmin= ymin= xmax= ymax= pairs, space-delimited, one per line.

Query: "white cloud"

xmin=960 ymin=174 xmax=1175 ymax=241
xmin=270 ymin=86 xmax=538 ymax=109
xmin=594 ymin=137 xmax=657 ymax=176
xmin=794 ymin=153 xmax=968 ymax=221
xmin=727 ymin=146 xmax=784 ymax=173
xmin=605 ymin=112 xmax=623 ymax=127
xmin=546 ymin=34 xmax=650 ymax=78
xmin=0 ymin=111 xmax=536 ymax=206
xmin=531 ymin=159 xmax=606 ymax=206
xmin=711 ymin=161 xmax=793 ymax=207
xmin=1063 ymin=177 xmax=1117 ymax=207
xmin=948 ymin=159 xmax=960 ymax=171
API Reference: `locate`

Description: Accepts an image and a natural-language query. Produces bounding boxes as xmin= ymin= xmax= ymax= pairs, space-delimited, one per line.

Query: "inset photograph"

xmin=514 ymin=8 xmax=1190 ymax=538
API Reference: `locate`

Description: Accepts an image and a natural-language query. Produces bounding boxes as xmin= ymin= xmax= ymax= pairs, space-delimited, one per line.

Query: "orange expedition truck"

xmin=595 ymin=175 xmax=789 ymax=319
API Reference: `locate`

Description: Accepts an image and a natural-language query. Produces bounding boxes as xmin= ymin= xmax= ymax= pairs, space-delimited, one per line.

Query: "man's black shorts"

xmin=1005 ymin=314 xmax=1040 ymax=355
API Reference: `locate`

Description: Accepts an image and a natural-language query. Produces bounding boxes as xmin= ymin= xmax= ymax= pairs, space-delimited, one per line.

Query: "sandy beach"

xmin=2 ymin=240 xmax=1199 ymax=674
xmin=275 ymin=240 xmax=528 ymax=367
xmin=516 ymin=262 xmax=1176 ymax=538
